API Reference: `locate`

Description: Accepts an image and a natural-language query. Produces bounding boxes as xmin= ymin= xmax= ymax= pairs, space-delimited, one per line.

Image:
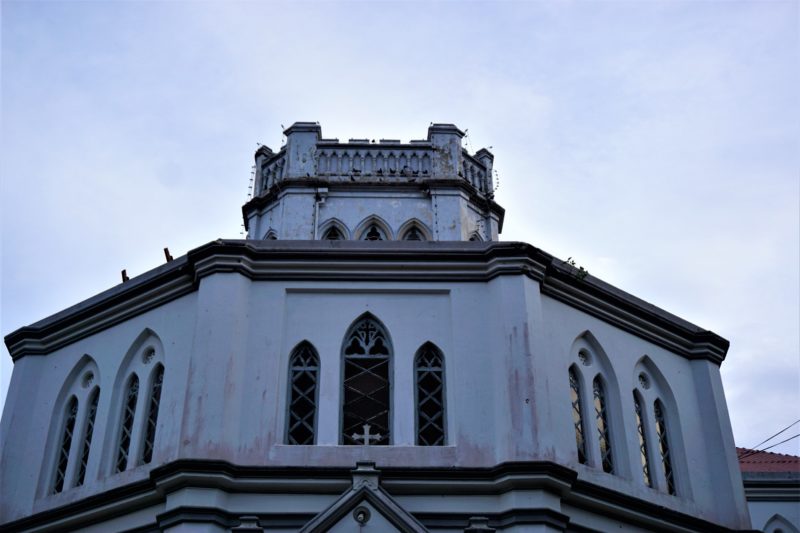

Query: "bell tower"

xmin=242 ymin=122 xmax=504 ymax=242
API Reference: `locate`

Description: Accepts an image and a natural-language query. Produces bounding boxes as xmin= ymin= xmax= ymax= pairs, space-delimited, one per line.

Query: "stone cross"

xmin=351 ymin=424 xmax=382 ymax=445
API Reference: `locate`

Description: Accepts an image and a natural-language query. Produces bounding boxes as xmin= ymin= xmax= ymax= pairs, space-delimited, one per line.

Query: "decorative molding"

xmin=4 ymin=241 xmax=728 ymax=365
xmin=1 ymin=460 xmax=745 ymax=533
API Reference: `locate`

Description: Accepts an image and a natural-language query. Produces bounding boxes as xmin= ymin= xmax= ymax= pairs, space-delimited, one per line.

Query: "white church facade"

xmin=1 ymin=123 xmax=753 ymax=531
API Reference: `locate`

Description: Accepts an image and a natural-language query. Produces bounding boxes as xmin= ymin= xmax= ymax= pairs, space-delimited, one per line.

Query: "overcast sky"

xmin=2 ymin=1 xmax=798 ymax=455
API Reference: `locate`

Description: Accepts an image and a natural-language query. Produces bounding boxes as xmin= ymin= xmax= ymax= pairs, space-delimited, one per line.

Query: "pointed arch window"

xmin=569 ymin=367 xmax=587 ymax=464
xmin=593 ymin=376 xmax=614 ymax=474
xmin=140 ymin=364 xmax=164 ymax=465
xmin=415 ymin=343 xmax=445 ymax=446
xmin=287 ymin=342 xmax=319 ymax=445
xmin=654 ymin=399 xmax=676 ymax=495
xmin=45 ymin=359 xmax=102 ymax=495
xmin=110 ymin=332 xmax=166 ymax=475
xmin=75 ymin=387 xmax=99 ymax=487
xmin=362 ymin=224 xmax=386 ymax=241
xmin=402 ymin=226 xmax=425 ymax=241
xmin=115 ymin=374 xmax=139 ymax=473
xmin=341 ymin=315 xmax=391 ymax=445
xmin=323 ymin=226 xmax=345 ymax=240
xmin=633 ymin=392 xmax=652 ymax=487
xmin=53 ymin=396 xmax=78 ymax=494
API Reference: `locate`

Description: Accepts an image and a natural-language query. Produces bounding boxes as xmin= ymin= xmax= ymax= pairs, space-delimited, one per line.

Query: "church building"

xmin=1 ymin=123 xmax=753 ymax=531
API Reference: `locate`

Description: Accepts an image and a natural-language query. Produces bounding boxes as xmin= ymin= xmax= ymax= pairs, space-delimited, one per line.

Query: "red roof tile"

xmin=737 ymin=447 xmax=800 ymax=472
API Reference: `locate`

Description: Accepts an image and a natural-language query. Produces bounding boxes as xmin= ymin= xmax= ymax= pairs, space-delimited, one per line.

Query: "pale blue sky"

xmin=2 ymin=0 xmax=798 ymax=454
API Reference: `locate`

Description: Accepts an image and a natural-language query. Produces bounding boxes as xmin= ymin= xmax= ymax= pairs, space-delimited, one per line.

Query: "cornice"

xmin=4 ymin=241 xmax=728 ymax=364
xmin=241 ymin=178 xmax=505 ymax=231
xmin=0 ymin=460 xmax=746 ymax=532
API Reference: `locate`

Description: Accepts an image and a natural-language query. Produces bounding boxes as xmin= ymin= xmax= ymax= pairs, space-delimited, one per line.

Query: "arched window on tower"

xmin=45 ymin=356 xmax=101 ymax=496
xmin=110 ymin=330 xmax=166 ymax=474
xmin=286 ymin=342 xmax=319 ymax=445
xmin=362 ymin=224 xmax=386 ymax=241
xmin=415 ymin=342 xmax=445 ymax=446
xmin=323 ymin=226 xmax=345 ymax=240
xmin=341 ymin=314 xmax=391 ymax=445
xmin=568 ymin=366 xmax=587 ymax=464
xmin=402 ymin=226 xmax=424 ymax=241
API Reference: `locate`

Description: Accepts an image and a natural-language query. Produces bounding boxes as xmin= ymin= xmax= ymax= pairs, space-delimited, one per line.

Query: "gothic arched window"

xmin=415 ymin=343 xmax=445 ymax=446
xmin=53 ymin=396 xmax=78 ymax=494
xmin=569 ymin=366 xmax=587 ymax=464
xmin=75 ymin=387 xmax=99 ymax=487
xmin=45 ymin=356 xmax=101 ymax=495
xmin=362 ymin=224 xmax=386 ymax=241
xmin=286 ymin=342 xmax=320 ymax=445
xmin=633 ymin=391 xmax=652 ymax=487
xmin=115 ymin=374 xmax=139 ymax=473
xmin=110 ymin=330 xmax=166 ymax=474
xmin=633 ymin=358 xmax=684 ymax=496
xmin=593 ymin=376 xmax=614 ymax=474
xmin=140 ymin=363 xmax=164 ymax=465
xmin=654 ymin=399 xmax=676 ymax=495
xmin=323 ymin=226 xmax=345 ymax=240
xmin=341 ymin=314 xmax=391 ymax=445
xmin=403 ymin=226 xmax=424 ymax=241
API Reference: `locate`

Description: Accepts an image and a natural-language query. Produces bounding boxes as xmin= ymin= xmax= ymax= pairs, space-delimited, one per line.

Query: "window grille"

xmin=569 ymin=368 xmax=587 ymax=464
xmin=75 ymin=388 xmax=99 ymax=487
xmin=53 ymin=396 xmax=78 ymax=494
xmin=323 ymin=227 xmax=345 ymax=240
xmin=140 ymin=365 xmax=163 ymax=465
xmin=403 ymin=227 xmax=425 ymax=241
xmin=633 ymin=392 xmax=652 ymax=487
xmin=342 ymin=315 xmax=391 ymax=444
xmin=654 ymin=399 xmax=676 ymax=495
xmin=362 ymin=225 xmax=385 ymax=241
xmin=415 ymin=343 xmax=445 ymax=446
xmin=287 ymin=343 xmax=319 ymax=445
xmin=593 ymin=376 xmax=614 ymax=473
xmin=115 ymin=374 xmax=139 ymax=473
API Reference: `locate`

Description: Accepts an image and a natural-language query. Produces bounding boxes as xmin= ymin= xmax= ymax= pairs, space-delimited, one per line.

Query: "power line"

xmin=739 ymin=434 xmax=800 ymax=460
xmin=739 ymin=419 xmax=800 ymax=457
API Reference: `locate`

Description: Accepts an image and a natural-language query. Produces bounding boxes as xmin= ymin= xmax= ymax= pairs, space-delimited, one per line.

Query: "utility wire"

xmin=738 ymin=418 xmax=800 ymax=458
xmin=739 ymin=434 xmax=800 ymax=460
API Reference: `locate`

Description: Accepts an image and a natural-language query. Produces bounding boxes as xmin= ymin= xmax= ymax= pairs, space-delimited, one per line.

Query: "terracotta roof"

xmin=737 ymin=447 xmax=800 ymax=472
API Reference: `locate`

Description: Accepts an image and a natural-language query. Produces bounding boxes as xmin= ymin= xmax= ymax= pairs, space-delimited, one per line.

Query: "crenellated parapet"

xmin=253 ymin=123 xmax=494 ymax=198
xmin=244 ymin=122 xmax=503 ymax=242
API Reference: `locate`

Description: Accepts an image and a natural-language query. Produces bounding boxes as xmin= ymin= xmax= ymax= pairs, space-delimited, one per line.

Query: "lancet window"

xmin=341 ymin=314 xmax=391 ymax=445
xmin=53 ymin=397 xmax=78 ymax=494
xmin=633 ymin=392 xmax=652 ymax=487
xmin=115 ymin=375 xmax=139 ymax=472
xmin=654 ymin=399 xmax=676 ymax=495
xmin=76 ymin=387 xmax=99 ymax=487
xmin=286 ymin=342 xmax=319 ymax=445
xmin=46 ymin=357 xmax=101 ymax=495
xmin=111 ymin=331 xmax=166 ymax=475
xmin=633 ymin=360 xmax=682 ymax=496
xmin=593 ymin=376 xmax=614 ymax=473
xmin=415 ymin=343 xmax=445 ymax=446
xmin=567 ymin=334 xmax=622 ymax=476
xmin=569 ymin=366 xmax=587 ymax=464
xmin=402 ymin=226 xmax=425 ymax=241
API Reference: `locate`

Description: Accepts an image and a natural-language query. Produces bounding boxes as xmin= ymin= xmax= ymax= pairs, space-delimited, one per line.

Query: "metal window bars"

xmin=593 ymin=376 xmax=614 ymax=474
xmin=654 ymin=399 xmax=676 ymax=495
xmin=416 ymin=344 xmax=445 ymax=446
xmin=75 ymin=388 xmax=99 ymax=487
xmin=115 ymin=375 xmax=139 ymax=473
xmin=287 ymin=343 xmax=319 ymax=445
xmin=53 ymin=396 xmax=78 ymax=494
xmin=140 ymin=365 xmax=164 ymax=465
xmin=634 ymin=392 xmax=652 ymax=487
xmin=569 ymin=368 xmax=587 ymax=464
